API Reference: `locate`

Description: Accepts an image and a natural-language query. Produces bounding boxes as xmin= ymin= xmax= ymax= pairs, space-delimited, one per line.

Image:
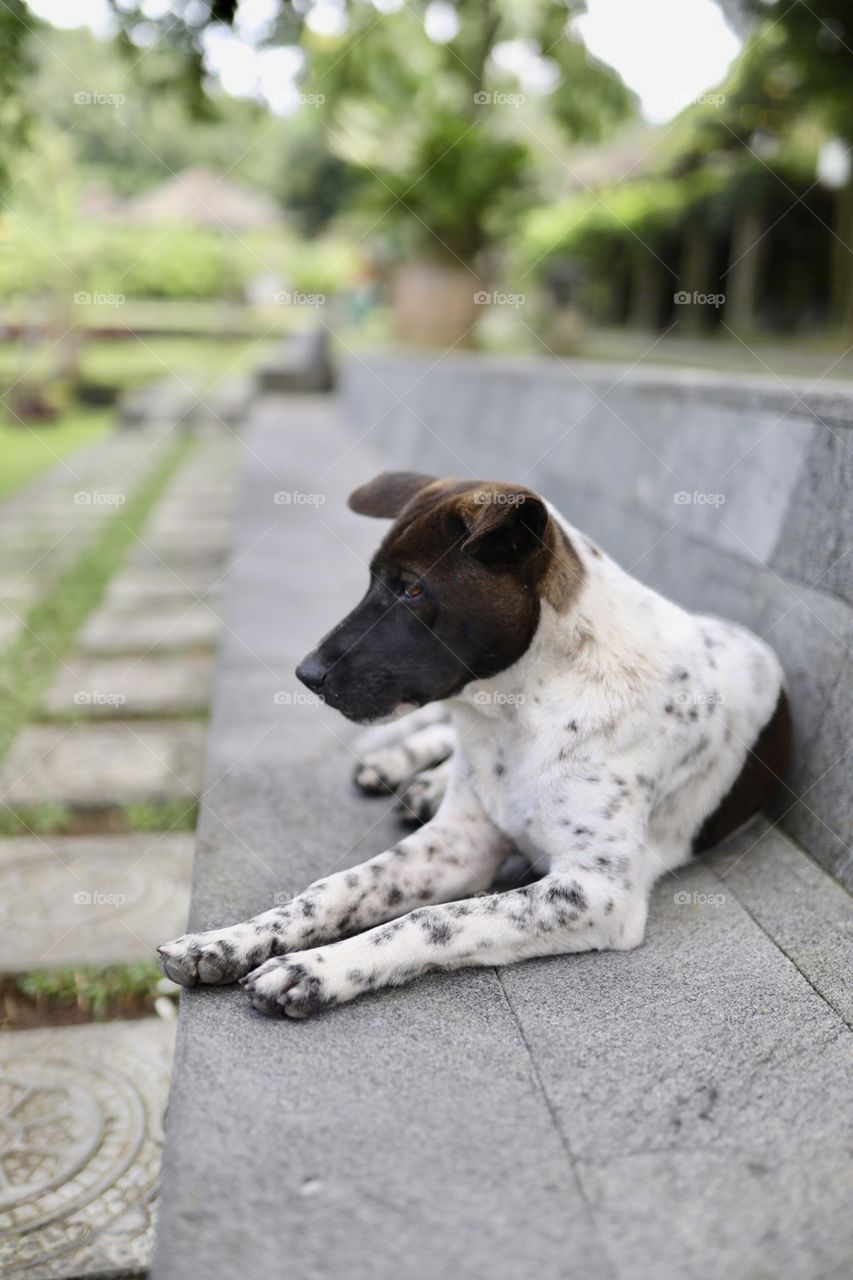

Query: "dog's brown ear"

xmin=460 ymin=488 xmax=549 ymax=570
xmin=348 ymin=471 xmax=439 ymax=518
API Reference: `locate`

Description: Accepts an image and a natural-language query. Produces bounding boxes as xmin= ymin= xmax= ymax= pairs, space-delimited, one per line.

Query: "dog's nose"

xmin=296 ymin=656 xmax=328 ymax=693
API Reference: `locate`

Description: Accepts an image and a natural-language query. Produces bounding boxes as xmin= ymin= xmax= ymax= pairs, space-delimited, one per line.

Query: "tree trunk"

xmin=628 ymin=244 xmax=662 ymax=331
xmin=725 ymin=206 xmax=763 ymax=335
xmin=830 ymin=184 xmax=853 ymax=332
xmin=675 ymin=224 xmax=715 ymax=334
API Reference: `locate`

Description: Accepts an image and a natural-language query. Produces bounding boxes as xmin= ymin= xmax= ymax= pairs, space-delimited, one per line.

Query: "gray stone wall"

xmin=340 ymin=353 xmax=852 ymax=888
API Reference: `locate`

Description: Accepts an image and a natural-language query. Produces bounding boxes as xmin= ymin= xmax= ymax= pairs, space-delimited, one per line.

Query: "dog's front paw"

xmin=158 ymin=924 xmax=276 ymax=988
xmin=241 ymin=953 xmax=338 ymax=1019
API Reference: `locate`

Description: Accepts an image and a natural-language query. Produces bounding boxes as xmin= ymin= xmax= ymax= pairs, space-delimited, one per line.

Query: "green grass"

xmin=0 ymin=799 xmax=198 ymax=838
xmin=14 ymin=959 xmax=167 ymax=1021
xmin=0 ymin=431 xmax=194 ymax=773
xmin=0 ymin=408 xmax=112 ymax=501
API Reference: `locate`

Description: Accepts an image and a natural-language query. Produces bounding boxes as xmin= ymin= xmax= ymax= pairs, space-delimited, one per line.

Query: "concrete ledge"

xmin=153 ymin=392 xmax=853 ymax=1280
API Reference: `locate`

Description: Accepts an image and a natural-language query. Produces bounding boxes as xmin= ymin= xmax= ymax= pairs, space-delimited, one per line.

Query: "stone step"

xmin=0 ymin=722 xmax=206 ymax=811
xmin=41 ymin=654 xmax=215 ymax=719
xmin=0 ymin=833 xmax=193 ymax=970
xmin=0 ymin=1018 xmax=174 ymax=1279
xmin=77 ymin=600 xmax=220 ymax=656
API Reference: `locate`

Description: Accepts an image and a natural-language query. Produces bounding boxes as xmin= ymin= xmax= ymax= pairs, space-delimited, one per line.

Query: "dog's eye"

xmin=402 ymin=581 xmax=425 ymax=600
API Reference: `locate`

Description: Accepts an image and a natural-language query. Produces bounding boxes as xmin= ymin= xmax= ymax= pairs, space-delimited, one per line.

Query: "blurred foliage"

xmin=0 ymin=1 xmax=33 ymax=192
xmin=301 ymin=0 xmax=636 ymax=263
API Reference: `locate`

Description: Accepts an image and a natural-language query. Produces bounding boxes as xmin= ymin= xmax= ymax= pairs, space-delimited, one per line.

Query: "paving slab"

xmin=78 ymin=600 xmax=220 ymax=656
xmin=41 ymin=653 xmax=215 ymax=718
xmin=708 ymin=819 xmax=853 ymax=1025
xmin=0 ymin=1019 xmax=174 ymax=1279
xmin=103 ymin=568 xmax=225 ymax=605
xmin=0 ymin=722 xmax=206 ymax=811
xmin=0 ymin=833 xmax=193 ymax=970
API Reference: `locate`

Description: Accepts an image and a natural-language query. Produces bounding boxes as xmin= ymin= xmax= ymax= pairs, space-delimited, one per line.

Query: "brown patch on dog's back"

xmin=693 ymin=689 xmax=792 ymax=852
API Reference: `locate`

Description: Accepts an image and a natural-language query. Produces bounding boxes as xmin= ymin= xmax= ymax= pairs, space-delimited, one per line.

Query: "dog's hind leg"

xmin=352 ymin=703 xmax=449 ymax=757
xmin=397 ymin=757 xmax=453 ymax=824
xmin=354 ymin=719 xmax=455 ymax=795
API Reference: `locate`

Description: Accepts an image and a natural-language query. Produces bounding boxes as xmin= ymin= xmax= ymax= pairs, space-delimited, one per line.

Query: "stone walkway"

xmin=0 ymin=407 xmax=244 ymax=1278
xmin=0 ymin=427 xmax=174 ymax=654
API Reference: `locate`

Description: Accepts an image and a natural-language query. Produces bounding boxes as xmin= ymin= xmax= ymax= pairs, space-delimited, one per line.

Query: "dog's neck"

xmin=450 ymin=519 xmax=673 ymax=735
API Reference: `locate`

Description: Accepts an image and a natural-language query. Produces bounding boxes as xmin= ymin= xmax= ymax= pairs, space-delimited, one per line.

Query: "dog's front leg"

xmin=158 ymin=779 xmax=510 ymax=988
xmin=242 ymin=865 xmax=650 ymax=1017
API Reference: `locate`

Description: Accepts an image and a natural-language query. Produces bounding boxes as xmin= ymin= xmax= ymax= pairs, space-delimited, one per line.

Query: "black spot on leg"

xmin=494 ymin=763 xmax=505 ymax=777
xmin=385 ymin=885 xmax=404 ymax=907
xmin=345 ymin=873 xmax=359 ymax=888
xmin=605 ymin=899 xmax=614 ymax=914
xmin=418 ymin=914 xmax=455 ymax=946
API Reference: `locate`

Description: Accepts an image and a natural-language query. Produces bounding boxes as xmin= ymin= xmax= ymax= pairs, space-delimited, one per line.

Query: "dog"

xmin=159 ymin=471 xmax=790 ymax=1018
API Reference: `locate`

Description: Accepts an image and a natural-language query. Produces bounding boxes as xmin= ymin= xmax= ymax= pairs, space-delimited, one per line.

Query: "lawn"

xmin=0 ymin=408 xmax=113 ymax=501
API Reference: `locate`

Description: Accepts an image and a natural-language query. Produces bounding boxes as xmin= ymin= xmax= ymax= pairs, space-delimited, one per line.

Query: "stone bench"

xmin=153 ymin=365 xmax=852 ymax=1280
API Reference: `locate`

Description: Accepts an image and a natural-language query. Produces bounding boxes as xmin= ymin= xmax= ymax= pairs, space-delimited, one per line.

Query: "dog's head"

xmin=295 ymin=471 xmax=584 ymax=723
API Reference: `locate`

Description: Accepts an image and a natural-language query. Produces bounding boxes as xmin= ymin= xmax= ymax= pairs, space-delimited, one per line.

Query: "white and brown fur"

xmin=159 ymin=473 xmax=790 ymax=1017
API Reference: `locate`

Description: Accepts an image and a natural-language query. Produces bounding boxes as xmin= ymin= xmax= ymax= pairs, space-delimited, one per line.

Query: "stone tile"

xmin=0 ymin=1018 xmax=174 ymax=1280
xmin=78 ymin=601 xmax=220 ymax=656
xmin=771 ymin=419 xmax=853 ymax=606
xmin=578 ymin=1140 xmax=853 ymax=1280
xmin=104 ymin=569 xmax=224 ymax=605
xmin=708 ymin=821 xmax=853 ymax=1023
xmin=41 ymin=654 xmax=215 ymax=718
xmin=781 ymin=649 xmax=853 ymax=890
xmin=0 ymin=722 xmax=206 ymax=810
xmin=0 ymin=833 xmax=193 ymax=969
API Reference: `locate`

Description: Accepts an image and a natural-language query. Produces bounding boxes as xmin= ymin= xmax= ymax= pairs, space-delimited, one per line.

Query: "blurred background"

xmin=1 ymin=4 xmax=852 ymax=1275
xmin=1 ymin=0 xmax=852 ymax=472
